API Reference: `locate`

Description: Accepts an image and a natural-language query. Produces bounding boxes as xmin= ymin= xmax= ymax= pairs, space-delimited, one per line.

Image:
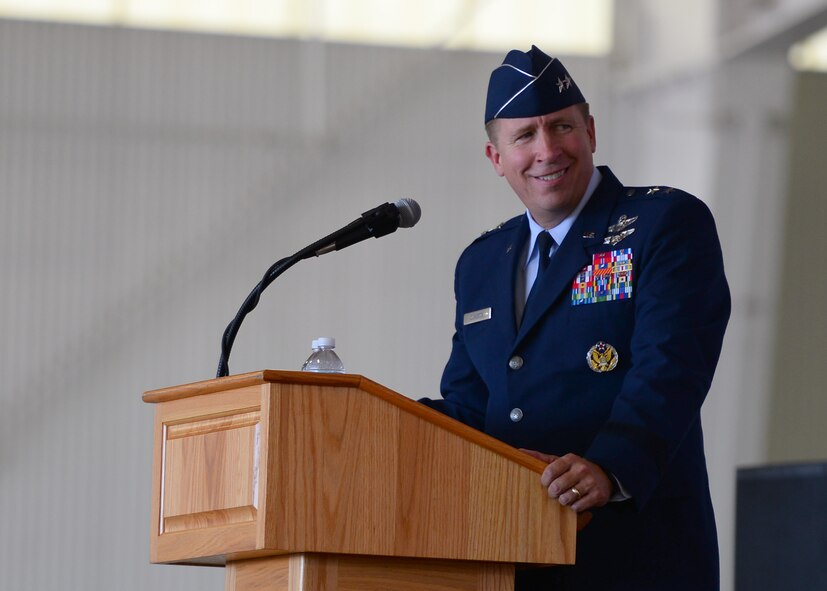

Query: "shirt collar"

xmin=523 ymin=167 xmax=602 ymax=268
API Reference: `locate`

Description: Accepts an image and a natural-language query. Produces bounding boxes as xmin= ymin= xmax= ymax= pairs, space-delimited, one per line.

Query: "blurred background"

xmin=1 ymin=0 xmax=826 ymax=589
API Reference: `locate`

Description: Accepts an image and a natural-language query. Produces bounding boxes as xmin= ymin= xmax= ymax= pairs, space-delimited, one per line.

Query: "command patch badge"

xmin=571 ymin=249 xmax=633 ymax=305
xmin=587 ymin=341 xmax=619 ymax=373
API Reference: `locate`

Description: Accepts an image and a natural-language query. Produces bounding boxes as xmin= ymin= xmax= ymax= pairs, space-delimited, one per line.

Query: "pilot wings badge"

xmin=608 ymin=214 xmax=638 ymax=233
xmin=604 ymin=214 xmax=638 ymax=245
xmin=603 ymin=228 xmax=635 ymax=246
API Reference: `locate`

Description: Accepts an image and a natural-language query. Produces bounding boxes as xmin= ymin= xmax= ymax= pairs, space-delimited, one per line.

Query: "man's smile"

xmin=535 ymin=168 xmax=567 ymax=182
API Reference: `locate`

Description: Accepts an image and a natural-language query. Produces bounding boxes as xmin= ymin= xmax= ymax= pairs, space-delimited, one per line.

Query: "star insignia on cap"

xmin=663 ymin=187 xmax=675 ymax=194
xmin=646 ymin=186 xmax=661 ymax=195
xmin=556 ymin=75 xmax=572 ymax=93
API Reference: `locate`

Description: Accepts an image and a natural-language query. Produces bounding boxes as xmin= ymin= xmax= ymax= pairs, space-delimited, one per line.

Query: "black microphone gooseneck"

xmin=215 ymin=198 xmax=421 ymax=378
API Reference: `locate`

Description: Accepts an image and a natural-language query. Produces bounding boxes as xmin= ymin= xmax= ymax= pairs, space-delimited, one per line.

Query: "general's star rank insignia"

xmin=480 ymin=221 xmax=505 ymax=236
xmin=587 ymin=342 xmax=619 ymax=373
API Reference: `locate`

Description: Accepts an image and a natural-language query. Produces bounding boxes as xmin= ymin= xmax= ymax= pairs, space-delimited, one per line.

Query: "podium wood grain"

xmin=225 ymin=555 xmax=514 ymax=591
xmin=145 ymin=371 xmax=575 ymax=589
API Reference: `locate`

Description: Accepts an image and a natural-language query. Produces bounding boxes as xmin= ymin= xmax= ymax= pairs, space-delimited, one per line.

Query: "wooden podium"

xmin=143 ymin=371 xmax=576 ymax=590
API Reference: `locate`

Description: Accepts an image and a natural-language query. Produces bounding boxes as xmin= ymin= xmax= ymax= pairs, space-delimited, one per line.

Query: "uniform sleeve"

xmin=584 ymin=195 xmax=730 ymax=509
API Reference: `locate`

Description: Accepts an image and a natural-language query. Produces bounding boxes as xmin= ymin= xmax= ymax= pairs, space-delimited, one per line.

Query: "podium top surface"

xmin=144 ymin=370 xmax=364 ymax=403
xmin=143 ymin=370 xmax=548 ymax=475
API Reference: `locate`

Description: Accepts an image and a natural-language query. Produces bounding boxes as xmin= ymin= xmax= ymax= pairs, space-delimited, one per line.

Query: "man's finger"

xmin=519 ymin=448 xmax=558 ymax=464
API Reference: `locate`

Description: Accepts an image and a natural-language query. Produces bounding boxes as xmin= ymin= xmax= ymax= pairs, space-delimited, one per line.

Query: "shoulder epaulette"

xmin=468 ymin=216 xmax=520 ymax=247
xmin=479 ymin=220 xmax=507 ymax=236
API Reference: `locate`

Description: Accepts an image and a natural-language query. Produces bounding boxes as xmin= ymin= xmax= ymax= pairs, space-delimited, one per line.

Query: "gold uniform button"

xmin=508 ymin=356 xmax=524 ymax=370
xmin=509 ymin=408 xmax=524 ymax=422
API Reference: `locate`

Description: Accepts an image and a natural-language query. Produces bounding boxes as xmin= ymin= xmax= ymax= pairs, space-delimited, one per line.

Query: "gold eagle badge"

xmin=586 ymin=341 xmax=619 ymax=373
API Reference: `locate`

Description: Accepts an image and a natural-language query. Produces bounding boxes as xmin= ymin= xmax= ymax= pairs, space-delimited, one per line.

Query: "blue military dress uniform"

xmin=421 ymin=166 xmax=730 ymax=589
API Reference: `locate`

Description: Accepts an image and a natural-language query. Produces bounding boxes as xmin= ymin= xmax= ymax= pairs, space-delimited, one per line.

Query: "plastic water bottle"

xmin=300 ymin=337 xmax=345 ymax=373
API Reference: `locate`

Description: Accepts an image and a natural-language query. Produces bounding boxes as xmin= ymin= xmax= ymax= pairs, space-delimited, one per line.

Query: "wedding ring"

xmin=570 ymin=487 xmax=582 ymax=499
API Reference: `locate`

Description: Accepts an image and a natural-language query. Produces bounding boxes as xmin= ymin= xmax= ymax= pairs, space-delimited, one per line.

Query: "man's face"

xmin=485 ymin=105 xmax=596 ymax=229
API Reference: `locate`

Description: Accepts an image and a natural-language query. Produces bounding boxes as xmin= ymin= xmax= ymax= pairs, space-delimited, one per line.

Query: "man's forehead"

xmin=497 ymin=106 xmax=586 ymax=131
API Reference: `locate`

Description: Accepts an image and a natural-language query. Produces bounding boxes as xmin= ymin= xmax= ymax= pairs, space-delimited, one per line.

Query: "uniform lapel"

xmin=490 ymin=217 xmax=528 ymax=344
xmin=515 ymin=167 xmax=622 ymax=345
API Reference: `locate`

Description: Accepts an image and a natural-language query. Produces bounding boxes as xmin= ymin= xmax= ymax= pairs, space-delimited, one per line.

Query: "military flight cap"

xmin=484 ymin=45 xmax=585 ymax=123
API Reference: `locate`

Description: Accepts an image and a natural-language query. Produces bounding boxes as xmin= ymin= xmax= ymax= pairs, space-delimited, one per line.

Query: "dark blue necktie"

xmin=536 ymin=231 xmax=554 ymax=275
xmin=521 ymin=231 xmax=556 ymax=323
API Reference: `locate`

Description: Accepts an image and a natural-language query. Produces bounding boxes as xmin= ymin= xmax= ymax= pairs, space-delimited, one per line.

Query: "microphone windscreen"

xmin=395 ymin=198 xmax=421 ymax=228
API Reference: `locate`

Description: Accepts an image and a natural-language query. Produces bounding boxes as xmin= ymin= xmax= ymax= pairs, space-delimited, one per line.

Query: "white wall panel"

xmin=0 ymin=17 xmax=610 ymax=590
xmin=1 ymin=8 xmax=814 ymax=590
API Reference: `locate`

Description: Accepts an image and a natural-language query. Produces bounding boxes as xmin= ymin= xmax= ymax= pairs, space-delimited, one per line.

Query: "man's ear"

xmin=587 ymin=116 xmax=597 ymax=154
xmin=485 ymin=141 xmax=505 ymax=177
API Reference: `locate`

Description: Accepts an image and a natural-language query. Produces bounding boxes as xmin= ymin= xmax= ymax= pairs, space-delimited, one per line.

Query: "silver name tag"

xmin=463 ymin=307 xmax=492 ymax=326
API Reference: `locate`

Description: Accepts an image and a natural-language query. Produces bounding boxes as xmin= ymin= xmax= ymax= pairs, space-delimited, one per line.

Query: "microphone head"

xmin=394 ymin=198 xmax=421 ymax=228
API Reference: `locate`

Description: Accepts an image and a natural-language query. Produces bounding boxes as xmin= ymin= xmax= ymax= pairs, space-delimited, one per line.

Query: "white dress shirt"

xmin=514 ymin=167 xmax=602 ymax=325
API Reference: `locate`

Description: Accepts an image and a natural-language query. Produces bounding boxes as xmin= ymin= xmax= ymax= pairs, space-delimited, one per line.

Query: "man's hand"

xmin=521 ymin=449 xmax=613 ymax=512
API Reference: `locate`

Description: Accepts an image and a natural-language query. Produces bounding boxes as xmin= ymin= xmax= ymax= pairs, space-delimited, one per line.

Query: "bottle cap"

xmin=315 ymin=337 xmax=335 ymax=348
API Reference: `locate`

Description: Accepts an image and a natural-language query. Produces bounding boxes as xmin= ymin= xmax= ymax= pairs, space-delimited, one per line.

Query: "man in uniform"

xmin=419 ymin=46 xmax=730 ymax=590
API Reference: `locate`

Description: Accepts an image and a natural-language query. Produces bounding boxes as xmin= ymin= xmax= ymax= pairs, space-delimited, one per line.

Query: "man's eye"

xmin=556 ymin=124 xmax=572 ymax=132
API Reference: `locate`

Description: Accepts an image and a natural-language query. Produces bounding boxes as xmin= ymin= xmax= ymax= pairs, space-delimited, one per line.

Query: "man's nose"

xmin=535 ymin=130 xmax=560 ymax=161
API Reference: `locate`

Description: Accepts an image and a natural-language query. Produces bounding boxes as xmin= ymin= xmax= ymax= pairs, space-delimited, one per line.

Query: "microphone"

xmin=310 ymin=198 xmax=421 ymax=257
xmin=216 ymin=198 xmax=421 ymax=378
